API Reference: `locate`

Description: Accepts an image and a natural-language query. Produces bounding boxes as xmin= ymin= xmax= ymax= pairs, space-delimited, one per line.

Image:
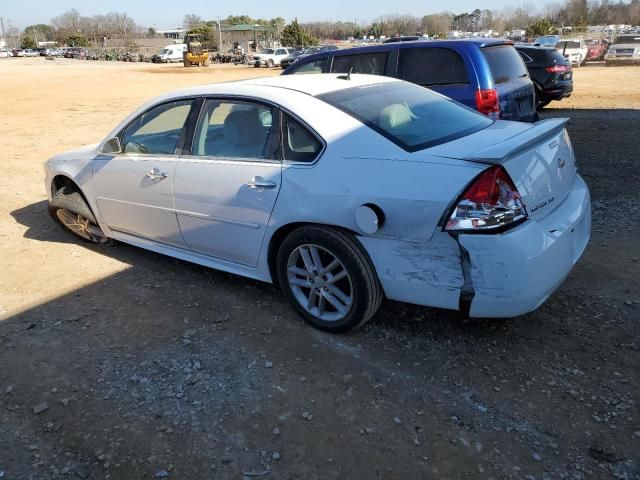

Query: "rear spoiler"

xmin=463 ymin=118 xmax=569 ymax=164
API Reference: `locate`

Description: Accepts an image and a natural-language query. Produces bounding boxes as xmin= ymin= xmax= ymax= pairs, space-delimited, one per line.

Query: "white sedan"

xmin=44 ymin=74 xmax=591 ymax=332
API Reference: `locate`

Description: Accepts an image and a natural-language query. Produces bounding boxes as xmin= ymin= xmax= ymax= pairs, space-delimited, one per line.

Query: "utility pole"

xmin=217 ymin=16 xmax=222 ymax=53
xmin=0 ymin=17 xmax=6 ymax=49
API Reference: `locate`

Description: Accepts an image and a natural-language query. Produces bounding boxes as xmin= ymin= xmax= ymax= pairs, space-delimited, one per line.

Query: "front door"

xmin=92 ymin=99 xmax=196 ymax=247
xmin=173 ymin=99 xmax=281 ymax=267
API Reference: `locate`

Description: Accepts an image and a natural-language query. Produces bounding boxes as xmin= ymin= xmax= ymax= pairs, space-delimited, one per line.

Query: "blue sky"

xmin=1 ymin=0 xmax=520 ymax=30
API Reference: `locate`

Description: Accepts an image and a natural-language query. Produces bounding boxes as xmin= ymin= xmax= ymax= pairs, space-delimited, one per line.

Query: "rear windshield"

xmin=317 ymin=82 xmax=492 ymax=152
xmin=482 ymin=45 xmax=528 ymax=84
xmin=615 ymin=36 xmax=640 ymax=44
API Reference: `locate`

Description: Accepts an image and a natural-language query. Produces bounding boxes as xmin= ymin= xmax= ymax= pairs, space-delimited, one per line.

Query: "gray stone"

xmin=33 ymin=402 xmax=49 ymax=414
xmin=532 ymin=452 xmax=543 ymax=462
xmin=393 ymin=416 xmax=402 ymax=425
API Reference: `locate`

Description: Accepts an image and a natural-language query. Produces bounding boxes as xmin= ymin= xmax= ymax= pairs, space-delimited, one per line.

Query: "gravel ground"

xmin=0 ymin=59 xmax=639 ymax=479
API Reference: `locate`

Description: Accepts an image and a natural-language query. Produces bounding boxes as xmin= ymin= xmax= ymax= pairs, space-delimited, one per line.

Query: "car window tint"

xmin=482 ymin=45 xmax=528 ymax=84
xmin=318 ymin=81 xmax=492 ymax=153
xmin=290 ymin=59 xmax=325 ymax=74
xmin=331 ymin=53 xmax=387 ymax=75
xmin=282 ymin=115 xmax=321 ymax=162
xmin=121 ymin=100 xmax=193 ymax=155
xmin=192 ymin=99 xmax=276 ymax=160
xmin=399 ymin=48 xmax=468 ymax=86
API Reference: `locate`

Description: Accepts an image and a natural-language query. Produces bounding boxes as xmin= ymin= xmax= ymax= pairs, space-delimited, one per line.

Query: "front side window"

xmin=282 ymin=115 xmax=322 ymax=162
xmin=289 ymin=59 xmax=326 ymax=74
xmin=331 ymin=52 xmax=388 ymax=75
xmin=192 ymin=99 xmax=276 ymax=160
xmin=276 ymin=49 xmax=287 ymax=55
xmin=399 ymin=48 xmax=469 ymax=86
xmin=121 ymin=100 xmax=193 ymax=155
xmin=318 ymin=82 xmax=492 ymax=152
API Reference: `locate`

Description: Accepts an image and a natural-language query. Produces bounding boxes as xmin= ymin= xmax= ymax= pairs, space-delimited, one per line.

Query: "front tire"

xmin=267 ymin=59 xmax=274 ymax=68
xmin=49 ymin=186 xmax=110 ymax=244
xmin=276 ymin=226 xmax=382 ymax=332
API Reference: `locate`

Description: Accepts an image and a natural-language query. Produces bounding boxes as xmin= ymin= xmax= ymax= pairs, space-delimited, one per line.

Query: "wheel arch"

xmin=266 ymin=221 xmax=375 ymax=289
xmin=50 ymin=174 xmax=99 ymax=221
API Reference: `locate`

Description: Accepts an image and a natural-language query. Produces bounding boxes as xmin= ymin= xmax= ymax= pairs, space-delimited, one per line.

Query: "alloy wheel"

xmin=56 ymin=208 xmax=107 ymax=243
xmin=287 ymin=244 xmax=353 ymax=322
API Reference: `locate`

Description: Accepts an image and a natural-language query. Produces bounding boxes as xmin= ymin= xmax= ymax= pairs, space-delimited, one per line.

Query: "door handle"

xmin=246 ymin=176 xmax=276 ymax=189
xmin=146 ymin=167 xmax=168 ymax=180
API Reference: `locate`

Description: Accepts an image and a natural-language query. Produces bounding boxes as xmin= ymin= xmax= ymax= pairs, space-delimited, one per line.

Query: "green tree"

xmin=24 ymin=24 xmax=56 ymax=42
xmin=65 ymin=33 xmax=89 ymax=47
xmin=526 ymin=18 xmax=557 ymax=37
xmin=146 ymin=27 xmax=157 ymax=38
xmin=21 ymin=35 xmax=37 ymax=49
xmin=224 ymin=15 xmax=253 ymax=26
xmin=186 ymin=24 xmax=217 ymax=50
xmin=280 ymin=19 xmax=319 ymax=47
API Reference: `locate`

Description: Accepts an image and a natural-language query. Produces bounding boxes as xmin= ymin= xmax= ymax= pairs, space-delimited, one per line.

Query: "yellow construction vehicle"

xmin=183 ymin=34 xmax=209 ymax=67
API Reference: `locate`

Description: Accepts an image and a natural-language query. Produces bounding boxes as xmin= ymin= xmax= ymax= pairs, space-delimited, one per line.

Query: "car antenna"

xmin=338 ymin=67 xmax=354 ymax=80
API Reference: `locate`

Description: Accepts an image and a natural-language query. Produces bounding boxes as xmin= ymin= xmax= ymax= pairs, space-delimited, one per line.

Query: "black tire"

xmin=276 ymin=226 xmax=383 ymax=333
xmin=534 ymin=84 xmax=550 ymax=111
xmin=49 ymin=185 xmax=110 ymax=244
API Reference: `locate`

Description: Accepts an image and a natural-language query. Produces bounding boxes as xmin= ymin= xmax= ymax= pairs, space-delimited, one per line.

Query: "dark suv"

xmin=515 ymin=45 xmax=573 ymax=109
xmin=282 ymin=39 xmax=537 ymax=122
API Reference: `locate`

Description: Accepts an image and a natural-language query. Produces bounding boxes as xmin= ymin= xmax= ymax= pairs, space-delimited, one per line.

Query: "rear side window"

xmin=399 ymin=48 xmax=469 ymax=86
xmin=482 ymin=45 xmax=528 ymax=84
xmin=331 ymin=53 xmax=387 ymax=75
xmin=282 ymin=115 xmax=322 ymax=162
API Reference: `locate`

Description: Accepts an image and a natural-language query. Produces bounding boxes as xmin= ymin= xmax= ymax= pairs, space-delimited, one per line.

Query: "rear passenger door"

xmin=397 ymin=47 xmax=476 ymax=109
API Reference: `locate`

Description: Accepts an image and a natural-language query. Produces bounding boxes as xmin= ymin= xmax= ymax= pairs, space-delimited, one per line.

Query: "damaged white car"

xmin=44 ymin=74 xmax=591 ymax=332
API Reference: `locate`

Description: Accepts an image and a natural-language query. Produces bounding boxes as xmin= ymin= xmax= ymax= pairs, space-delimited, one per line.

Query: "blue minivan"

xmin=282 ymin=39 xmax=537 ymax=123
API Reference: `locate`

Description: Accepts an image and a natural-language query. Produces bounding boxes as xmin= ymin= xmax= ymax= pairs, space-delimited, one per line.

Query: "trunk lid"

xmin=429 ymin=118 xmax=577 ymax=220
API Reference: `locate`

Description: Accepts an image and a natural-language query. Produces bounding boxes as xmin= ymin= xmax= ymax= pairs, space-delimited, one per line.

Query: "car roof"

xmin=288 ymin=37 xmax=512 ymax=62
xmin=167 ymin=73 xmax=400 ymax=99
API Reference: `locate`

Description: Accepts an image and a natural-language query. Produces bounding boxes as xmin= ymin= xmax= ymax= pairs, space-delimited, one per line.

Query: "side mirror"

xmin=100 ymin=137 xmax=122 ymax=154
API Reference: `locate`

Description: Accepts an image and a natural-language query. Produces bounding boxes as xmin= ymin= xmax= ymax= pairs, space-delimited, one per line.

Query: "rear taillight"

xmin=546 ymin=65 xmax=571 ymax=73
xmin=445 ymin=165 xmax=527 ymax=232
xmin=475 ymin=89 xmax=500 ymax=119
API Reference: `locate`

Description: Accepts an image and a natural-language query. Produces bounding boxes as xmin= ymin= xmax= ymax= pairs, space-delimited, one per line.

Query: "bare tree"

xmin=183 ymin=14 xmax=204 ymax=29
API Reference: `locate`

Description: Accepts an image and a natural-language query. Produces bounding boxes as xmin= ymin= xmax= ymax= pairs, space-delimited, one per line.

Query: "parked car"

xmin=280 ymin=45 xmax=340 ymax=69
xmin=11 ymin=49 xmax=25 ymax=57
xmin=282 ymin=39 xmax=538 ymax=123
xmin=253 ymin=47 xmax=291 ymax=67
xmin=0 ymin=48 xmax=13 ymax=58
xmin=383 ymin=36 xmax=424 ymax=43
xmin=533 ymin=35 xmax=561 ymax=47
xmin=516 ymin=45 xmax=573 ymax=109
xmin=585 ymin=39 xmax=608 ymax=61
xmin=555 ymin=39 xmax=588 ymax=67
xmin=279 ymin=49 xmax=308 ymax=69
xmin=44 ymin=74 xmax=590 ymax=332
xmin=23 ymin=49 xmax=40 ymax=57
xmin=605 ymin=35 xmax=640 ymax=65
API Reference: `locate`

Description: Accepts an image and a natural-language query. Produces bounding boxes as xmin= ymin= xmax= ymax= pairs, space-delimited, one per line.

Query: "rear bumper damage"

xmin=360 ymin=174 xmax=591 ymax=318
xmin=459 ymin=174 xmax=591 ymax=317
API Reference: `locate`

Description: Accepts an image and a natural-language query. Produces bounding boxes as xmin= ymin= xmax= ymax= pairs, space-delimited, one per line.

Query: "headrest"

xmin=378 ymin=104 xmax=412 ymax=130
xmin=224 ymin=109 xmax=263 ymax=146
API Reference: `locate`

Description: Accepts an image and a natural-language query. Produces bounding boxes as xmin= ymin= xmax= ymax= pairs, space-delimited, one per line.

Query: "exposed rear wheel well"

xmin=267 ymin=222 xmax=373 ymax=288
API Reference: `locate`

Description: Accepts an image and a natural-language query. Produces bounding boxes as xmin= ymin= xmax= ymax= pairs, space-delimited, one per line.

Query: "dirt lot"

xmin=0 ymin=58 xmax=639 ymax=479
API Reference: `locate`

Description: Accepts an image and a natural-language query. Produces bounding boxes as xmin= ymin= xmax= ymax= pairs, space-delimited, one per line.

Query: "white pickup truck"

xmin=253 ymin=47 xmax=291 ymax=67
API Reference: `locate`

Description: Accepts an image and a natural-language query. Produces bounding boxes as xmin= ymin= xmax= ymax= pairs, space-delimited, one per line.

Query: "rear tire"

xmin=49 ymin=186 xmax=110 ymax=244
xmin=276 ymin=226 xmax=382 ymax=333
xmin=267 ymin=59 xmax=274 ymax=68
